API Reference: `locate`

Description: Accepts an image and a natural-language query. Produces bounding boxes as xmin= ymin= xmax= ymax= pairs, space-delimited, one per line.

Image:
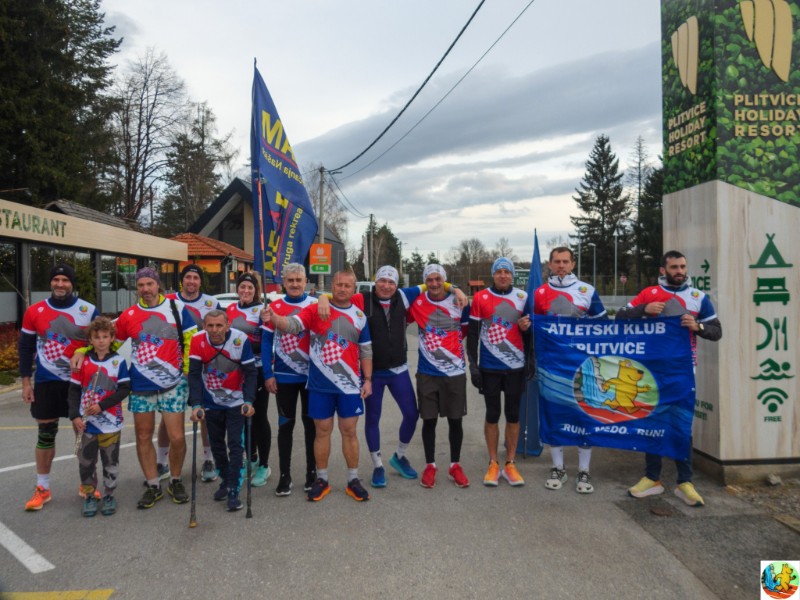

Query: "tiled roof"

xmin=171 ymin=233 xmax=253 ymax=262
xmin=45 ymin=199 xmax=137 ymax=230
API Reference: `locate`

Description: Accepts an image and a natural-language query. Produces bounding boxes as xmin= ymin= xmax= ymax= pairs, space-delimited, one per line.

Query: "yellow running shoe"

xmin=674 ymin=482 xmax=704 ymax=506
xmin=501 ymin=461 xmax=525 ymax=486
xmin=628 ymin=477 xmax=665 ymax=498
xmin=483 ymin=460 xmax=500 ymax=487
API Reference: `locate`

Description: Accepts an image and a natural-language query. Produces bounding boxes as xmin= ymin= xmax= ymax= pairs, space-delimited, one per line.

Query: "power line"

xmin=327 ymin=173 xmax=369 ymax=219
xmin=340 ymin=0 xmax=537 ymax=181
xmin=328 ymin=0 xmax=486 ymax=173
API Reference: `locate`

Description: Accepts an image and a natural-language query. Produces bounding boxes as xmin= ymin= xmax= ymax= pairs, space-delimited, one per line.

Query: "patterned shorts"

xmin=128 ymin=378 xmax=188 ymax=414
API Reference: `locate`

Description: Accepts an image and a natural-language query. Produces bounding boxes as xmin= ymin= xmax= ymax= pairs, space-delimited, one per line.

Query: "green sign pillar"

xmin=662 ymin=0 xmax=800 ymax=483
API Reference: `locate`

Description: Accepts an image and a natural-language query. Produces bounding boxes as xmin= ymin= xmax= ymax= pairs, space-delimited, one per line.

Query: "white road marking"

xmin=0 ymin=520 xmax=55 ymax=573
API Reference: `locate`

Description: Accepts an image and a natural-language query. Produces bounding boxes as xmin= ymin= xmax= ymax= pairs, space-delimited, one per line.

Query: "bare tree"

xmin=491 ymin=237 xmax=518 ymax=261
xmin=107 ymin=48 xmax=188 ymax=223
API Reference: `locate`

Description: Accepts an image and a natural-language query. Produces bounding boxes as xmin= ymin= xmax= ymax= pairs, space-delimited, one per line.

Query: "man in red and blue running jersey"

xmin=618 ymin=250 xmax=721 ymax=507
xmin=164 ymin=264 xmax=222 ymax=483
xmin=261 ymin=263 xmax=317 ymax=496
xmin=263 ymin=271 xmax=373 ymax=503
xmin=407 ymin=264 xmax=471 ymax=490
xmin=115 ymin=268 xmax=197 ymax=509
xmin=534 ymin=247 xmax=607 ymax=494
xmin=189 ymin=310 xmax=256 ymax=512
xmin=19 ymin=264 xmax=99 ymax=511
xmin=467 ymin=257 xmax=531 ymax=488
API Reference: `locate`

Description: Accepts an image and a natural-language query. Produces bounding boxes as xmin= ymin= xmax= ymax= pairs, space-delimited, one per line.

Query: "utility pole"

xmin=369 ymin=213 xmax=375 ymax=280
xmin=317 ymin=166 xmax=325 ymax=291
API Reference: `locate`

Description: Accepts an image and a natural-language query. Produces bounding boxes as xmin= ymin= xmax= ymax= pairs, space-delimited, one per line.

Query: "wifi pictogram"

xmin=758 ymin=387 xmax=789 ymax=413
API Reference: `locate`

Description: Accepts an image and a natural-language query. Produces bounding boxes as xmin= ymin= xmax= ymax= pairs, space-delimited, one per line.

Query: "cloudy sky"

xmin=103 ymin=0 xmax=664 ymax=261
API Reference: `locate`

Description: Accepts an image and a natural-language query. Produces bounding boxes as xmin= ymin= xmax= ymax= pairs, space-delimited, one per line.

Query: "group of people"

xmin=19 ymin=246 xmax=721 ymax=515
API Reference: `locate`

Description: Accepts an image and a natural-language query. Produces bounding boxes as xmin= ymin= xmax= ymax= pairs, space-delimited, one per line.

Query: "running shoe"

xmin=137 ymin=485 xmax=163 ymax=509
xmin=371 ymin=466 xmax=387 ymax=488
xmin=167 ymin=479 xmax=189 ymax=504
xmin=213 ymin=483 xmax=228 ymax=502
xmin=545 ymin=467 xmax=567 ymax=490
xmin=448 ymin=463 xmax=470 ymax=488
xmin=346 ymin=478 xmax=371 ymax=502
xmin=157 ymin=463 xmax=170 ymax=481
xmin=275 ymin=473 xmax=293 ymax=497
xmin=226 ymin=489 xmax=243 ymax=512
xmin=627 ymin=477 xmax=665 ymax=498
xmin=201 ymin=460 xmax=218 ymax=482
xmin=420 ymin=464 xmax=437 ymax=488
xmin=501 ymin=461 xmax=525 ymax=487
xmin=252 ymin=465 xmax=271 ymax=487
xmin=483 ymin=460 xmax=500 ymax=487
xmin=575 ymin=470 xmax=594 ymax=494
xmin=101 ymin=495 xmax=117 ymax=516
xmin=306 ymin=478 xmax=331 ymax=502
xmin=82 ymin=496 xmax=98 ymax=517
xmin=389 ymin=453 xmax=418 ymax=479
xmin=304 ymin=470 xmax=317 ymax=493
xmin=674 ymin=482 xmax=704 ymax=507
xmin=25 ymin=486 xmax=52 ymax=511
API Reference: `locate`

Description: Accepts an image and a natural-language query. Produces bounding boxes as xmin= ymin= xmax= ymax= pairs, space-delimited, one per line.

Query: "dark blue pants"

xmin=205 ymin=406 xmax=245 ymax=491
xmin=645 ymin=447 xmax=693 ymax=484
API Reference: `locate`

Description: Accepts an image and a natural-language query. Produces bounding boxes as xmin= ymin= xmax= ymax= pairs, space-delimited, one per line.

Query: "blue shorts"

xmin=308 ymin=391 xmax=364 ymax=419
xmin=128 ymin=378 xmax=188 ymax=414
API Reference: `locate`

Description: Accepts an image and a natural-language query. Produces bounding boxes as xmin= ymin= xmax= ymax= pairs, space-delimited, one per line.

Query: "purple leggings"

xmin=364 ymin=370 xmax=418 ymax=453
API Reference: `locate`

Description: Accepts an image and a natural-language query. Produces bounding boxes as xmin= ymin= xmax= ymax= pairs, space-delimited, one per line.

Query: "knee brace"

xmin=36 ymin=421 xmax=59 ymax=450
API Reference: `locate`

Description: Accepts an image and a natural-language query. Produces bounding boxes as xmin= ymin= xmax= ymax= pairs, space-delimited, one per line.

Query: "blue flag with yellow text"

xmin=535 ymin=315 xmax=695 ymax=460
xmin=251 ymin=64 xmax=317 ymax=283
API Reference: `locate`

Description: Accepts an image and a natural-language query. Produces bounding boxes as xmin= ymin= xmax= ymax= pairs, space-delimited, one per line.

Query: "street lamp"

xmin=588 ymin=243 xmax=596 ymax=289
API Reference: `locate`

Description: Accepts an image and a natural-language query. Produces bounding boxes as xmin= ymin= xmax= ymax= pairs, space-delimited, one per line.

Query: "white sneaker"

xmin=545 ymin=467 xmax=567 ymax=490
xmin=575 ymin=471 xmax=594 ymax=494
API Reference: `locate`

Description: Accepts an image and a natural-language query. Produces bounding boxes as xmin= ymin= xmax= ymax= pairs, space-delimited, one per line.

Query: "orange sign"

xmin=309 ymin=243 xmax=332 ymax=274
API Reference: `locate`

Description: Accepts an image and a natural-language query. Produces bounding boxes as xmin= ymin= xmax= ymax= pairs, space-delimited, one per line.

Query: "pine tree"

xmin=0 ymin=0 xmax=120 ymax=206
xmin=637 ymin=166 xmax=664 ymax=284
xmin=570 ymin=134 xmax=631 ymax=292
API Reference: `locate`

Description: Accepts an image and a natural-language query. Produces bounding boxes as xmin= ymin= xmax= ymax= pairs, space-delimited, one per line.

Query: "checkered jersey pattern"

xmin=42 ymin=336 xmax=68 ymax=362
xmin=279 ymin=333 xmax=300 ymax=355
xmin=423 ymin=330 xmax=444 ymax=352
xmin=204 ymin=369 xmax=225 ymax=390
xmin=485 ymin=321 xmax=509 ymax=345
xmin=320 ymin=339 xmax=345 ymax=365
xmin=136 ymin=341 xmax=160 ymax=365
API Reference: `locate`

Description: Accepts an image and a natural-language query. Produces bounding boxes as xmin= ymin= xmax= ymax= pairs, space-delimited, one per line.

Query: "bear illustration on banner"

xmin=573 ymin=356 xmax=659 ymax=423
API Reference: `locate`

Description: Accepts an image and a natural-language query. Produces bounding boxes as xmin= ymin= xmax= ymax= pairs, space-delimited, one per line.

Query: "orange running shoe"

xmin=25 ymin=486 xmax=52 ymax=511
xmin=501 ymin=461 xmax=525 ymax=487
xmin=483 ymin=460 xmax=500 ymax=487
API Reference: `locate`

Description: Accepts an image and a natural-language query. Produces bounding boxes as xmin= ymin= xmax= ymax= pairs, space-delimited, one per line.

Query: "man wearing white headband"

xmin=407 ymin=264 xmax=471 ymax=489
xmin=316 ymin=264 xmax=466 ymax=488
xmin=467 ymin=257 xmax=531 ymax=487
xmin=534 ymin=246 xmax=607 ymax=494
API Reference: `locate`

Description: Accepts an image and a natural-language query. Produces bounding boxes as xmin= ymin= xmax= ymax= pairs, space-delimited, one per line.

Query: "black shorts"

xmin=416 ymin=373 xmax=467 ymax=420
xmin=481 ymin=370 xmax=524 ymax=399
xmin=30 ymin=380 xmax=71 ymax=420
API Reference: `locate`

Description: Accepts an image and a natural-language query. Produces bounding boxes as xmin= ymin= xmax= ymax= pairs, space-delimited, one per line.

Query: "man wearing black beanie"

xmin=19 ymin=263 xmax=99 ymax=511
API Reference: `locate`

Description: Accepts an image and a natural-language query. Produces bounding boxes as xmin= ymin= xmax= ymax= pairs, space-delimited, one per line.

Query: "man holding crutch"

xmin=189 ymin=310 xmax=256 ymax=512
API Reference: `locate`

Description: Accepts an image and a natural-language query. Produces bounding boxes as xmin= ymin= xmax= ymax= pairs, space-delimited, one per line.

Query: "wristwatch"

xmin=697 ymin=322 xmax=704 ymax=332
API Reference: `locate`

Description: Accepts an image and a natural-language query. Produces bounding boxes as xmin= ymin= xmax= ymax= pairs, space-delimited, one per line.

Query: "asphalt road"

xmin=0 ymin=333 xmax=797 ymax=599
